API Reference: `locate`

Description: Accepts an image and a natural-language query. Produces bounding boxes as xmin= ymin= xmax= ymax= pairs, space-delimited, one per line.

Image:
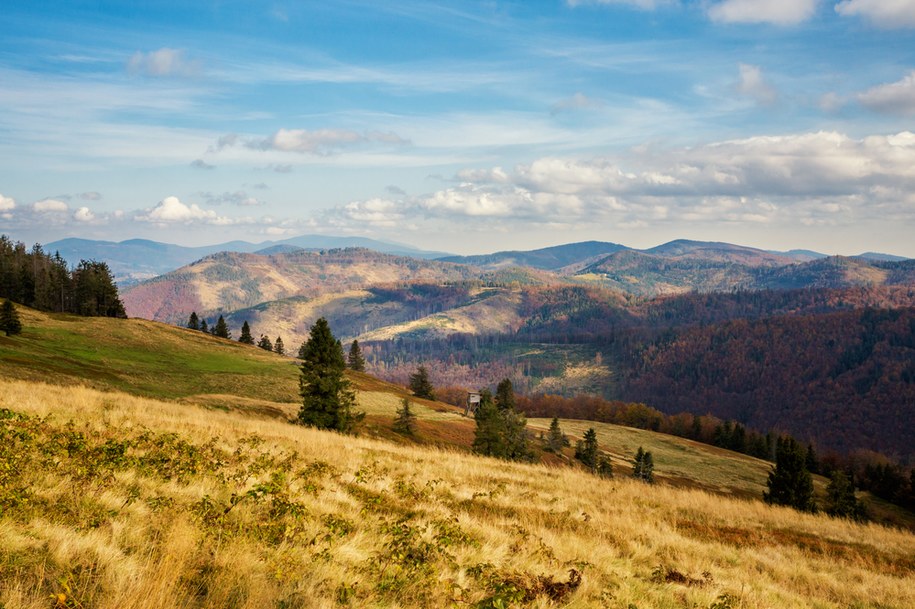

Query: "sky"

xmin=1 ymin=0 xmax=915 ymax=256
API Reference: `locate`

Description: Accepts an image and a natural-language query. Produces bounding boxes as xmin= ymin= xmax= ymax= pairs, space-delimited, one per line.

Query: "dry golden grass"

xmin=2 ymin=378 xmax=913 ymax=609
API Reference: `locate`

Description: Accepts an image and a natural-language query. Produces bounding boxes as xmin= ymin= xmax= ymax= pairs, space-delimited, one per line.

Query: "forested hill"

xmin=620 ymin=307 xmax=915 ymax=459
xmin=0 ymin=235 xmax=125 ymax=318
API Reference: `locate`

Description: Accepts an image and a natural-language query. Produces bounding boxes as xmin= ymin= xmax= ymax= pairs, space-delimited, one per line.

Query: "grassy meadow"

xmin=3 ymin=379 xmax=914 ymax=609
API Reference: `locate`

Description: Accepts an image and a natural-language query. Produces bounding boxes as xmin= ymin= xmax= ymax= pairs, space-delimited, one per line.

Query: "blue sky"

xmin=1 ymin=0 xmax=914 ymax=255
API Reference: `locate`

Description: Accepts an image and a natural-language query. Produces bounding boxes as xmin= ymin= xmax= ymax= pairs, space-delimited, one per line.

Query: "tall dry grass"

xmin=1 ymin=378 xmax=913 ymax=608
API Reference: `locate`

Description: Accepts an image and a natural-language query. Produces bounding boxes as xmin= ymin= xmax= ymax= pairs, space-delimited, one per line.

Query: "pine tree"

xmin=632 ymin=447 xmax=654 ymax=483
xmin=393 ymin=397 xmax=417 ymax=436
xmin=187 ymin=311 xmax=200 ymax=331
xmin=472 ymin=390 xmax=505 ymax=458
xmin=200 ymin=319 xmax=209 ymax=333
xmin=545 ymin=417 xmax=569 ymax=453
xmin=409 ymin=365 xmax=435 ymax=400
xmin=348 ymin=340 xmax=366 ymax=371
xmin=825 ymin=470 xmax=866 ymax=521
xmin=274 ymin=336 xmax=285 ymax=355
xmin=297 ymin=317 xmax=363 ymax=432
xmin=0 ymin=299 xmax=22 ymax=336
xmin=238 ymin=321 xmax=254 ymax=344
xmin=764 ymin=436 xmax=816 ymax=512
xmin=213 ymin=315 xmax=230 ymax=339
xmin=257 ymin=334 xmax=273 ymax=351
xmin=575 ymin=428 xmax=599 ymax=470
xmin=495 ymin=379 xmax=531 ymax=461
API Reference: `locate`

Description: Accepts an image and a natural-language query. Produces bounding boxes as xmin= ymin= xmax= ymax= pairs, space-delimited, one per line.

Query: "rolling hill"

xmin=1 ymin=307 xmax=914 ymax=607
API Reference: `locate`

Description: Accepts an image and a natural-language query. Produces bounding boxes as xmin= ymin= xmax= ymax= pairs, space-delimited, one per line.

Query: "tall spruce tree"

xmin=297 ymin=317 xmax=363 ymax=432
xmin=494 ymin=378 xmax=531 ymax=461
xmin=187 ymin=311 xmax=200 ymax=331
xmin=257 ymin=335 xmax=273 ymax=351
xmin=409 ymin=365 xmax=435 ymax=400
xmin=472 ymin=390 xmax=505 ymax=457
xmin=393 ymin=397 xmax=417 ymax=436
xmin=545 ymin=417 xmax=569 ymax=453
xmin=274 ymin=336 xmax=285 ymax=355
xmin=0 ymin=299 xmax=22 ymax=336
xmin=200 ymin=319 xmax=208 ymax=333
xmin=348 ymin=340 xmax=366 ymax=371
xmin=575 ymin=428 xmax=599 ymax=469
xmin=238 ymin=321 xmax=254 ymax=344
xmin=213 ymin=315 xmax=230 ymax=339
xmin=764 ymin=436 xmax=816 ymax=512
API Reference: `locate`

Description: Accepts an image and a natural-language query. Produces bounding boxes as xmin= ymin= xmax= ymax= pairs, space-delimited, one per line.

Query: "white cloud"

xmin=735 ymin=64 xmax=778 ymax=105
xmin=836 ymin=0 xmax=915 ymax=29
xmin=336 ymin=130 xmax=915 ymax=231
xmin=342 ymin=198 xmax=406 ymax=227
xmin=0 ymin=194 xmax=15 ymax=211
xmin=199 ymin=190 xmax=264 ymax=207
xmin=708 ymin=0 xmax=818 ymax=25
xmin=127 ymin=48 xmax=200 ymax=77
xmin=858 ymin=71 xmax=915 ymax=115
xmin=135 ymin=196 xmax=223 ymax=224
xmin=236 ymin=129 xmax=410 ymax=155
xmin=32 ymin=199 xmax=69 ymax=213
xmin=73 ymin=206 xmax=95 ymax=222
xmin=79 ymin=191 xmax=102 ymax=201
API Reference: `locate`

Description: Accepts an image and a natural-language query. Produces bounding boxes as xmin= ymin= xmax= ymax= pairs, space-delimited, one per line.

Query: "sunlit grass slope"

xmin=2 ymin=379 xmax=914 ymax=609
xmin=0 ymin=307 xmax=301 ymax=404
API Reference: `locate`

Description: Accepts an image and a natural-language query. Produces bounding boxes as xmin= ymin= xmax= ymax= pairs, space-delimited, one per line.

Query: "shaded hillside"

xmin=643 ymin=239 xmax=794 ymax=266
xmin=622 ymin=307 xmax=915 ymax=460
xmin=122 ymin=248 xmax=484 ymax=324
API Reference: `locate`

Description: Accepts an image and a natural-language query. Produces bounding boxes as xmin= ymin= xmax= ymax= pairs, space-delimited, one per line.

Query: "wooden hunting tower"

xmin=464 ymin=391 xmax=481 ymax=417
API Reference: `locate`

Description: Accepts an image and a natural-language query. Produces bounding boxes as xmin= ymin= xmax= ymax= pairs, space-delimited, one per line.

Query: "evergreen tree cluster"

xmin=764 ymin=436 xmax=816 ymax=512
xmin=393 ymin=397 xmax=417 ymax=436
xmin=185 ymin=312 xmax=288 ymax=356
xmin=0 ymin=236 xmax=126 ymax=318
xmin=544 ymin=417 xmax=570 ymax=453
xmin=472 ymin=379 xmax=533 ymax=462
xmin=632 ymin=446 xmax=654 ymax=483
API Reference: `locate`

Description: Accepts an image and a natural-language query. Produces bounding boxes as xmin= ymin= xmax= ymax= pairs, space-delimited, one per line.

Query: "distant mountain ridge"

xmin=47 ymin=235 xmax=453 ymax=284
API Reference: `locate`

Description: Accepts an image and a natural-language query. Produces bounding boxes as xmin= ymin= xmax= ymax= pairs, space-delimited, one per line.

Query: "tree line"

xmin=0 ymin=236 xmax=126 ymax=318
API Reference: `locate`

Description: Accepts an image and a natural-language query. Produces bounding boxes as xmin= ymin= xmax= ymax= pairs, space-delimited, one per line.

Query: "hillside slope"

xmin=2 ymin=378 xmax=914 ymax=609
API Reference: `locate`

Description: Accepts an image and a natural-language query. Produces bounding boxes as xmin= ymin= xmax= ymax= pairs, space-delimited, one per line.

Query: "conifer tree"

xmin=409 ymin=364 xmax=435 ymax=400
xmin=0 ymin=299 xmax=22 ymax=336
xmin=472 ymin=390 xmax=505 ymax=458
xmin=348 ymin=340 xmax=366 ymax=371
xmin=214 ymin=315 xmax=230 ymax=339
xmin=200 ymin=319 xmax=209 ymax=333
xmin=274 ymin=336 xmax=285 ymax=355
xmin=393 ymin=397 xmax=417 ymax=436
xmin=825 ymin=470 xmax=866 ymax=521
xmin=257 ymin=334 xmax=273 ymax=351
xmin=494 ymin=378 xmax=531 ymax=461
xmin=545 ymin=417 xmax=569 ymax=453
xmin=187 ymin=311 xmax=200 ymax=331
xmin=764 ymin=436 xmax=816 ymax=512
xmin=632 ymin=447 xmax=654 ymax=483
xmin=575 ymin=428 xmax=599 ymax=470
xmin=238 ymin=321 xmax=254 ymax=344
xmin=297 ymin=317 xmax=363 ymax=432
xmin=805 ymin=443 xmax=820 ymax=475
